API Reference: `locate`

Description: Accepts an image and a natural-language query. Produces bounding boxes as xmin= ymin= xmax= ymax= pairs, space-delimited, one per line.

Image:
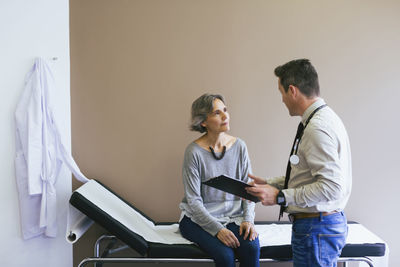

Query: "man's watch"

xmin=276 ymin=190 xmax=286 ymax=206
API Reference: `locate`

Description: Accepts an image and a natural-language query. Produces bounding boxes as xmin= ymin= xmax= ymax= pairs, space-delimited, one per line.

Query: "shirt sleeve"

xmin=182 ymin=148 xmax=224 ymax=236
xmin=283 ymin=126 xmax=345 ymax=208
xmin=240 ymin=142 xmax=255 ymax=223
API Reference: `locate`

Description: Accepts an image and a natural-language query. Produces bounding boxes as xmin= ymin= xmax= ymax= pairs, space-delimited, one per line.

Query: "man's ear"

xmin=288 ymin=85 xmax=298 ymax=98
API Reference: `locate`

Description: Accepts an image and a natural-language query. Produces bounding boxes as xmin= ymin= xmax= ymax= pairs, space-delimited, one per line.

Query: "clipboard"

xmin=202 ymin=175 xmax=260 ymax=202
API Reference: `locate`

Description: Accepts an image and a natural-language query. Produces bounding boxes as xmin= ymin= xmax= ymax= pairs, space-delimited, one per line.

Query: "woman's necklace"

xmin=209 ymin=146 xmax=226 ymax=160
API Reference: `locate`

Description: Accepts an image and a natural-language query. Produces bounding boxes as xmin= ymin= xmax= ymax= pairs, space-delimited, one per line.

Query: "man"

xmin=246 ymin=59 xmax=352 ymax=267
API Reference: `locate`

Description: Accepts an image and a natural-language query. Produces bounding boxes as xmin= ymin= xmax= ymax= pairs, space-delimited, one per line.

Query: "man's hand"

xmin=239 ymin=222 xmax=258 ymax=241
xmin=246 ymin=179 xmax=280 ymax=206
xmin=216 ymin=228 xmax=240 ymax=248
xmin=248 ymin=173 xmax=267 ymax=185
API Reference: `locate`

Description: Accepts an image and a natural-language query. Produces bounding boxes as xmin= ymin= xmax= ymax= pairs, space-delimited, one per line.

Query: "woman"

xmin=179 ymin=93 xmax=260 ymax=267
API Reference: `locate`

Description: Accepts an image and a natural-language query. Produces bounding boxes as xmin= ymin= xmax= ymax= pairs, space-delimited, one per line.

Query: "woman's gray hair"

xmin=190 ymin=93 xmax=225 ymax=133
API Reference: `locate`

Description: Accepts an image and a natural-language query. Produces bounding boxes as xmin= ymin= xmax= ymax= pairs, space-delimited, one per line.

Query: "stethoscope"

xmin=289 ymin=104 xmax=327 ymax=165
xmin=289 ymin=140 xmax=301 ymax=165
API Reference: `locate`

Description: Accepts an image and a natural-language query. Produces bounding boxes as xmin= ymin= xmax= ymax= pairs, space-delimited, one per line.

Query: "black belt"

xmin=289 ymin=211 xmax=339 ymax=222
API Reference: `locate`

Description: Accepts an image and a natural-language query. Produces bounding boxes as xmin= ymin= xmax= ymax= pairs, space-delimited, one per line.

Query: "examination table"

xmin=70 ymin=180 xmax=387 ymax=267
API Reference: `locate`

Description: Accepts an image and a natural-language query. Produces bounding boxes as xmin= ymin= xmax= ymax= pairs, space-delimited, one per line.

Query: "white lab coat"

xmin=15 ymin=58 xmax=89 ymax=239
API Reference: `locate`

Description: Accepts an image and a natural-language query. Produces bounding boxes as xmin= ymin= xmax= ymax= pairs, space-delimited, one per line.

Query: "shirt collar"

xmin=301 ymin=98 xmax=326 ymax=125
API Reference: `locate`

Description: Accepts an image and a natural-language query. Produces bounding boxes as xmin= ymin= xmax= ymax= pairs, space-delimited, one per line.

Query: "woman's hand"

xmin=240 ymin=222 xmax=258 ymax=241
xmin=216 ymin=228 xmax=240 ymax=248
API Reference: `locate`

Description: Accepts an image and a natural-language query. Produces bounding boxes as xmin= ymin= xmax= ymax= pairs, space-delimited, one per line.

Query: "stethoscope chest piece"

xmin=290 ymin=154 xmax=300 ymax=165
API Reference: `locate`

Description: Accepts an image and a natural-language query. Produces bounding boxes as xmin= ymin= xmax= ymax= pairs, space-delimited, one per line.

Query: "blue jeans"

xmin=179 ymin=216 xmax=260 ymax=267
xmin=291 ymin=212 xmax=348 ymax=267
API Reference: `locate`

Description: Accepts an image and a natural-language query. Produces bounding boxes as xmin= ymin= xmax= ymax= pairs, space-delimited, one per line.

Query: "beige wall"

xmin=70 ymin=0 xmax=400 ymax=266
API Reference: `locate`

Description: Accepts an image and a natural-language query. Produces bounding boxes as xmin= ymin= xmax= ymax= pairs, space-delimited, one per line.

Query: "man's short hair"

xmin=190 ymin=93 xmax=225 ymax=133
xmin=274 ymin=59 xmax=320 ymax=97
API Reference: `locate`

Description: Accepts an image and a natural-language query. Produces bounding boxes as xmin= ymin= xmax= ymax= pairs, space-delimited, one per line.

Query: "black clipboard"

xmin=202 ymin=175 xmax=260 ymax=202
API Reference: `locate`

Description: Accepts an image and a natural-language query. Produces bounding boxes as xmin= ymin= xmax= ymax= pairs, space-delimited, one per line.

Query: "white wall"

xmin=0 ymin=0 xmax=72 ymax=266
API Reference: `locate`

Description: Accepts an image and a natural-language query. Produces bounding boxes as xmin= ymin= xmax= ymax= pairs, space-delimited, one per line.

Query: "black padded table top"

xmin=145 ymin=222 xmax=385 ymax=260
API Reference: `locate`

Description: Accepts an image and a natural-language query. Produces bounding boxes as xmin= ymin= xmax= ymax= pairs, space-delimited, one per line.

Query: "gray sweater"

xmin=179 ymin=138 xmax=255 ymax=236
